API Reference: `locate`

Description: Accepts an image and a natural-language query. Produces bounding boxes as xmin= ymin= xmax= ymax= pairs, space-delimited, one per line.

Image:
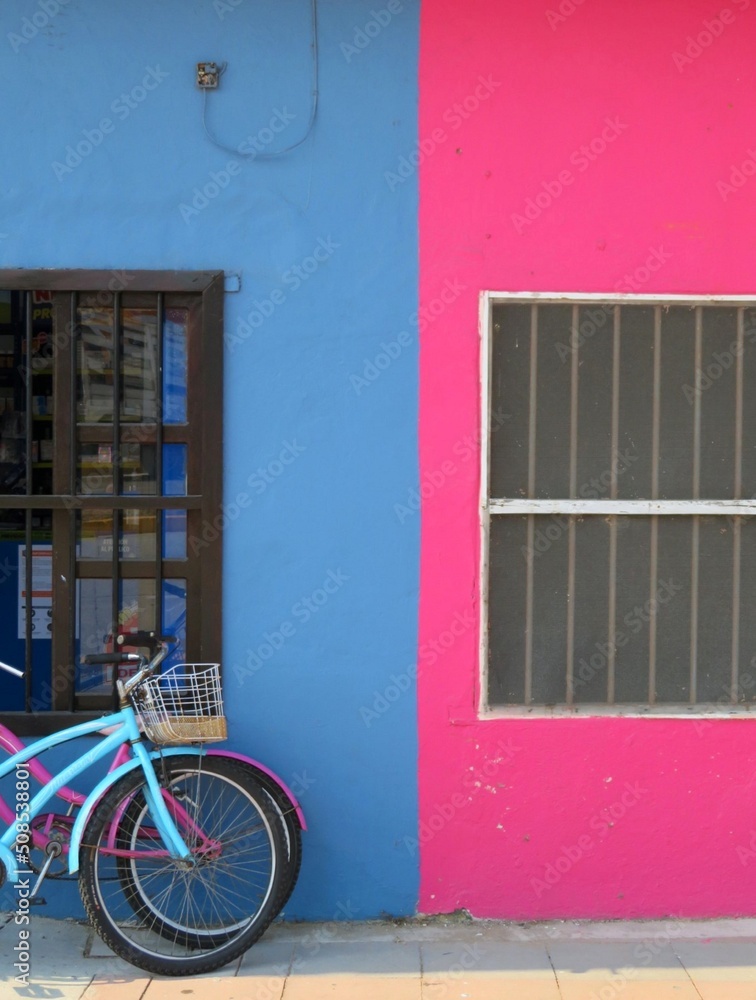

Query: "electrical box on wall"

xmin=197 ymin=63 xmax=220 ymax=89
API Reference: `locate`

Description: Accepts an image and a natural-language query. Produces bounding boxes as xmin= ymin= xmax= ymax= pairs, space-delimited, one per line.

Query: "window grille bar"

xmin=113 ymin=292 xmax=121 ymax=497
xmin=732 ymin=517 xmax=742 ymax=705
xmin=70 ymin=292 xmax=77 ymax=496
xmin=731 ymin=309 xmax=745 ymax=703
xmin=567 ymin=518 xmax=575 ymax=705
xmin=112 ymin=293 xmax=121 ymax=657
xmin=489 ymin=499 xmax=756 ymax=515
xmin=652 ymin=307 xmax=661 ymax=500
xmin=0 ymin=494 xmax=201 ymax=510
xmin=607 ymin=519 xmax=617 ymax=706
xmin=24 ymin=292 xmax=33 ymax=712
xmin=649 ymin=514 xmax=658 ymax=705
xmin=156 ymin=292 xmax=164 ymax=491
xmin=690 ymin=516 xmax=700 ymax=703
xmin=607 ymin=307 xmax=620 ymax=704
xmin=649 ymin=307 xmax=662 ymax=705
xmin=693 ymin=307 xmax=702 ymax=501
xmin=566 ymin=307 xmax=579 ymax=704
xmin=690 ymin=308 xmax=703 ymax=703
xmin=68 ymin=508 xmax=76 ymax=713
xmin=155 ymin=293 xmax=164 ymax=637
xmin=525 ymin=516 xmax=534 ymax=706
xmin=69 ymin=291 xmax=78 ymax=713
xmin=569 ymin=306 xmax=579 ymax=499
xmin=24 ymin=291 xmax=32 ymax=501
xmin=528 ymin=305 xmax=538 ymax=499
xmin=24 ymin=511 xmax=32 ymax=712
xmin=610 ymin=305 xmax=620 ymax=497
xmin=524 ymin=305 xmax=538 ymax=704
xmin=735 ymin=309 xmax=744 ymax=500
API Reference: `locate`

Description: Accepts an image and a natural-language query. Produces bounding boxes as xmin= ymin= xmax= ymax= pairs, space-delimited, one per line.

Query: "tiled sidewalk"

xmin=1 ymin=914 xmax=755 ymax=999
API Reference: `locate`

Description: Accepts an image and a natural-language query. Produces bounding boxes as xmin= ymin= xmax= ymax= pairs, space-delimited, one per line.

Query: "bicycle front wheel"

xmin=113 ymin=758 xmax=302 ymax=948
xmin=79 ymin=755 xmax=288 ymax=976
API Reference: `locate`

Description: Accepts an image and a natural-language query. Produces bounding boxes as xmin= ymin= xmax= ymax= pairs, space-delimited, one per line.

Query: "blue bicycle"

xmin=0 ymin=632 xmax=304 ymax=976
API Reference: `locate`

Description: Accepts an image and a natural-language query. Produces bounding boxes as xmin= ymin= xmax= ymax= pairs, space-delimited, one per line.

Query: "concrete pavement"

xmin=0 ymin=914 xmax=755 ymax=999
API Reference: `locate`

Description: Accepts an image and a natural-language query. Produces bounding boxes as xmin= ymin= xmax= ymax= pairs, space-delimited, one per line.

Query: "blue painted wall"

xmin=0 ymin=0 xmax=419 ymax=920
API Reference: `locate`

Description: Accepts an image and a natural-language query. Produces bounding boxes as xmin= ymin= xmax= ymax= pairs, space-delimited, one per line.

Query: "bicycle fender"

xmin=68 ymin=747 xmax=207 ymax=875
xmin=207 ymin=750 xmax=307 ymax=830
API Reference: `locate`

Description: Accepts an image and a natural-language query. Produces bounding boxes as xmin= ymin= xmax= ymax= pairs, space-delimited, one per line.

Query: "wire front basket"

xmin=134 ymin=663 xmax=227 ymax=745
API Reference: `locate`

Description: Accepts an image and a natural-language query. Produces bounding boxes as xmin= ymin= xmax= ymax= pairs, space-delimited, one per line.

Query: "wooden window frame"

xmin=0 ymin=270 xmax=223 ymax=734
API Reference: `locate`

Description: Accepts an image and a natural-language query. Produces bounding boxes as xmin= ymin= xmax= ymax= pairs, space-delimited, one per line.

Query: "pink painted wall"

xmin=418 ymin=0 xmax=756 ymax=917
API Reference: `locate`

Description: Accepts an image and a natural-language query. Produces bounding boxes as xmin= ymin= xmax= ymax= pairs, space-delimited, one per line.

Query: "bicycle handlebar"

xmin=82 ymin=633 xmax=178 ymax=707
xmin=116 ymin=631 xmax=177 ymax=653
xmin=82 ymin=653 xmax=143 ymax=665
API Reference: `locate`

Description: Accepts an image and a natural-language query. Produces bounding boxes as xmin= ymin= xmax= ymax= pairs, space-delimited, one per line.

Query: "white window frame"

xmin=479 ymin=291 xmax=756 ymax=720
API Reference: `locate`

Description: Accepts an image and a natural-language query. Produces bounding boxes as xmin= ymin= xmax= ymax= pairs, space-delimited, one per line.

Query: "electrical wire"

xmin=201 ymin=0 xmax=319 ymax=160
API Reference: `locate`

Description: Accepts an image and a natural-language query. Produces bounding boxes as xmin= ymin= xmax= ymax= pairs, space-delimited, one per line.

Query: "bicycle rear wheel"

xmin=240 ymin=764 xmax=303 ymax=911
xmin=79 ymin=755 xmax=288 ymax=976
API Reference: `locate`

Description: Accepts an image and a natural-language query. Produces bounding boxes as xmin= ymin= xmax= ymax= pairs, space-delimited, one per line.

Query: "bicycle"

xmin=0 ymin=631 xmax=306 ymax=976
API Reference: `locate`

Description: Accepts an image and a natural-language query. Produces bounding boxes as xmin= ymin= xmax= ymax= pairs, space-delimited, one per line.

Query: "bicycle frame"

xmin=0 ymin=734 xmax=305 ymax=856
xmin=0 ymin=705 xmax=194 ymax=884
xmin=0 ymin=724 xmax=307 ymax=857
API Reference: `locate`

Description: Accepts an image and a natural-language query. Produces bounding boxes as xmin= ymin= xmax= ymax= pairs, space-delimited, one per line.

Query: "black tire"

xmin=113 ymin=760 xmax=303 ymax=947
xmin=238 ymin=765 xmax=303 ymax=911
xmin=79 ymin=755 xmax=289 ymax=976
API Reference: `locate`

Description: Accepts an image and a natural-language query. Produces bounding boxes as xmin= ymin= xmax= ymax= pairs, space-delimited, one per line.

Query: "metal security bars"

xmin=0 ymin=270 xmax=223 ymax=734
xmin=481 ymin=293 xmax=756 ymax=713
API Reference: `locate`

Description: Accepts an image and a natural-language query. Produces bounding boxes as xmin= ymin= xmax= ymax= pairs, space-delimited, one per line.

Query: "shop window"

xmin=482 ymin=295 xmax=756 ymax=713
xmin=0 ymin=272 xmax=223 ymax=732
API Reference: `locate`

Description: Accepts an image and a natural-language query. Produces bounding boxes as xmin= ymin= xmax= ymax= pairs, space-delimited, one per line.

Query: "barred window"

xmin=481 ymin=295 xmax=756 ymax=712
xmin=0 ymin=271 xmax=223 ymax=732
